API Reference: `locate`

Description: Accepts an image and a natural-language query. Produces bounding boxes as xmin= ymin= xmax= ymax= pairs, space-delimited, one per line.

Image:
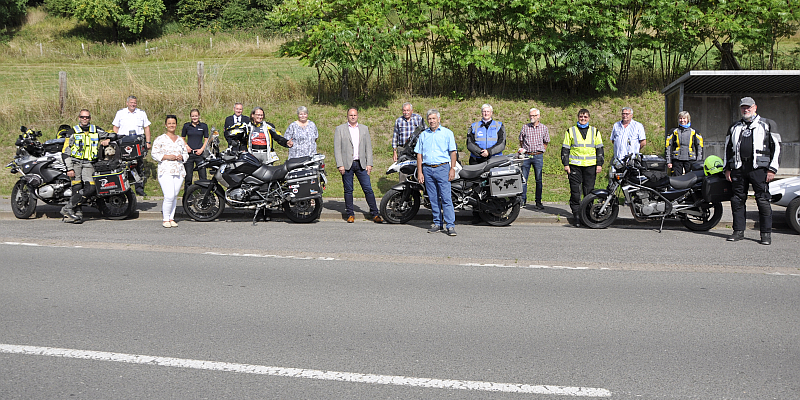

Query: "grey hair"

xmin=678 ymin=111 xmax=691 ymax=122
xmin=297 ymin=106 xmax=308 ymax=115
xmin=234 ymin=102 xmax=243 ymax=107
xmin=402 ymin=102 xmax=413 ymax=109
xmin=529 ymin=107 xmax=540 ymax=115
xmin=622 ymin=106 xmax=633 ymax=114
xmin=481 ymin=104 xmax=493 ymax=112
xmin=426 ymin=109 xmax=440 ymax=119
xmin=127 ymin=95 xmax=137 ymax=102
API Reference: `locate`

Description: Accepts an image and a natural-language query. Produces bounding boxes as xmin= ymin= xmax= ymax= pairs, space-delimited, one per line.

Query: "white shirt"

xmin=348 ymin=123 xmax=360 ymax=161
xmin=113 ymin=108 xmax=151 ymax=136
xmin=610 ymin=119 xmax=646 ymax=160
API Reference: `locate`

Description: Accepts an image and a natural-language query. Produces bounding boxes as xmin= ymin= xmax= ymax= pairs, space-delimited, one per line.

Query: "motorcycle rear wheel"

xmin=11 ymin=179 xmax=37 ymax=219
xmin=479 ymin=197 xmax=521 ymax=226
xmin=283 ymin=197 xmax=322 ymax=223
xmin=379 ymin=188 xmax=421 ymax=224
xmin=786 ymin=197 xmax=800 ymax=234
xmin=681 ymin=201 xmax=723 ymax=231
xmin=580 ymin=193 xmax=619 ymax=229
xmin=183 ymin=184 xmax=225 ymax=222
xmin=97 ymin=191 xmax=136 ymax=220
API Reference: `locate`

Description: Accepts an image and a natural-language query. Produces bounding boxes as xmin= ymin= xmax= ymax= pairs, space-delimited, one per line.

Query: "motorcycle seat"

xmin=253 ymin=164 xmax=288 ymax=183
xmin=459 ymin=163 xmax=487 ymax=179
xmin=669 ymin=171 xmax=703 ymax=189
xmin=285 ymin=156 xmax=311 ymax=171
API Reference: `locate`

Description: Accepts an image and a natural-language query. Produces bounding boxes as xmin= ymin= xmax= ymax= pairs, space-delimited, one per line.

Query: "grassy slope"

xmin=0 ymin=10 xmax=675 ymax=201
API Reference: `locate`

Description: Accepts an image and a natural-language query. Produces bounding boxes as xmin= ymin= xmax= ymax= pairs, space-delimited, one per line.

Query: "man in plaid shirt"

xmin=393 ymin=102 xmax=425 ymax=181
xmin=518 ymin=108 xmax=550 ymax=209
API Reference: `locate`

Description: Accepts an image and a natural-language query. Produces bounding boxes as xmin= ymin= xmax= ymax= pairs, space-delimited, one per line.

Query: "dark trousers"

xmin=730 ymin=166 xmax=772 ymax=232
xmin=521 ymin=154 xmax=544 ymax=203
xmin=342 ymin=160 xmax=378 ymax=217
xmin=568 ymin=165 xmax=597 ymax=216
xmin=672 ymin=160 xmax=693 ymax=176
xmin=184 ymin=153 xmax=207 ymax=187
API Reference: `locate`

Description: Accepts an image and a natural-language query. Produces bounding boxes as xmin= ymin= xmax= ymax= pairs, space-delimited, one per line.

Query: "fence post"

xmin=39 ymin=43 xmax=42 ymax=56
xmin=197 ymin=61 xmax=204 ymax=105
xmin=257 ymin=35 xmax=259 ymax=48
xmin=210 ymin=37 xmax=213 ymax=49
xmin=59 ymin=71 xmax=68 ymax=116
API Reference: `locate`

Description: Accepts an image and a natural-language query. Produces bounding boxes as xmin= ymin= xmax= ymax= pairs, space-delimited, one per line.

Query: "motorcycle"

xmin=5 ymin=126 xmax=137 ymax=220
xmin=769 ymin=175 xmax=800 ymax=234
xmin=578 ymin=154 xmax=726 ymax=231
xmin=380 ymin=154 xmax=525 ymax=226
xmin=181 ymin=144 xmax=328 ymax=224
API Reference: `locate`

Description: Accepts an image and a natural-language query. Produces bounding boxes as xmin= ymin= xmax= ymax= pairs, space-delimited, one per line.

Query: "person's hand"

xmin=287 ymin=139 xmax=294 ymax=147
xmin=186 ymin=146 xmax=192 ymax=153
xmin=366 ymin=165 xmax=372 ymax=175
xmin=725 ymin=170 xmax=731 ymax=182
xmin=175 ymin=154 xmax=183 ymax=162
xmin=67 ymin=170 xmax=75 ymax=178
xmin=448 ymin=167 xmax=455 ymax=181
xmin=100 ymin=139 xmax=110 ymax=146
xmin=480 ymin=149 xmax=489 ymax=158
xmin=418 ymin=172 xmax=424 ymax=184
xmin=767 ymin=171 xmax=775 ymax=183
xmin=564 ymin=165 xmax=570 ymax=174
xmin=338 ymin=166 xmax=346 ymax=175
xmin=393 ymin=150 xmax=398 ymax=162
xmin=194 ymin=149 xmax=203 ymax=155
xmin=667 ymin=163 xmax=672 ymax=169
xmin=147 ymin=143 xmax=152 ymax=149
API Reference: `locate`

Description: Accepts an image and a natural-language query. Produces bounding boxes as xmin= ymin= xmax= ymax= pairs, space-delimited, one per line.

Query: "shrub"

xmin=43 ymin=0 xmax=73 ymax=17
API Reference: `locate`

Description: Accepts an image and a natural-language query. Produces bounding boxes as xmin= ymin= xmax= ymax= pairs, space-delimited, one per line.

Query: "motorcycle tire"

xmin=97 ymin=191 xmax=136 ymax=220
xmin=11 ymin=179 xmax=37 ymax=219
xmin=183 ymin=184 xmax=225 ymax=222
xmin=478 ymin=197 xmax=521 ymax=227
xmin=379 ymin=188 xmax=421 ymax=224
xmin=786 ymin=197 xmax=800 ymax=234
xmin=579 ymin=193 xmax=619 ymax=229
xmin=681 ymin=201 xmax=722 ymax=231
xmin=282 ymin=198 xmax=322 ymax=223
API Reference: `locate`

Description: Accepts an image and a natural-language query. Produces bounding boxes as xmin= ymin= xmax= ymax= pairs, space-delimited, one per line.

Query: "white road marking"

xmin=461 ymin=263 xmax=594 ymax=270
xmin=0 ymin=344 xmax=611 ymax=397
xmin=204 ymin=251 xmax=337 ymax=261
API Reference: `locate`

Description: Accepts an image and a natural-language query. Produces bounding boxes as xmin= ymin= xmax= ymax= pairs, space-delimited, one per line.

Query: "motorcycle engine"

xmin=36 ymin=181 xmax=70 ymax=199
xmin=633 ymin=191 xmax=666 ymax=215
xmin=226 ymin=185 xmax=256 ymax=206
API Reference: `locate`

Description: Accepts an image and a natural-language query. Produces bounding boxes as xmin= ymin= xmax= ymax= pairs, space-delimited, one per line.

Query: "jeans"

xmin=184 ymin=153 xmax=207 ymax=187
xmin=342 ymin=160 xmax=378 ymax=217
xmin=521 ymin=154 xmax=544 ymax=203
xmin=423 ymin=164 xmax=455 ymax=229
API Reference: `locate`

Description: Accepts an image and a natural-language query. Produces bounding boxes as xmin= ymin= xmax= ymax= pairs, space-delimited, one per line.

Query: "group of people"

xmin=56 ymin=95 xmax=781 ymax=244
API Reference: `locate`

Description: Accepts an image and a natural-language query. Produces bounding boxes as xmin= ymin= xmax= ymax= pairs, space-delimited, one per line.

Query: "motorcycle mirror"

xmin=20 ymin=126 xmax=27 ymax=133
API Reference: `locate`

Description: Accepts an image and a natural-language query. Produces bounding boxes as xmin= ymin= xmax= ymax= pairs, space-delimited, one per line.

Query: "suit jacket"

xmin=224 ymin=114 xmax=250 ymax=131
xmin=334 ymin=123 xmax=373 ymax=169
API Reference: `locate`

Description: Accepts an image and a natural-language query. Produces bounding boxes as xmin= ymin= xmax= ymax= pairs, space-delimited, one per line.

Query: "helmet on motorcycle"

xmin=703 ymin=155 xmax=724 ymax=176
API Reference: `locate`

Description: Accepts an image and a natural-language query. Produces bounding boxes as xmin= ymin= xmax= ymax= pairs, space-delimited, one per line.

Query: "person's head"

xmin=621 ymin=107 xmax=633 ymax=123
xmin=251 ymin=107 xmax=265 ymax=124
xmin=165 ymin=114 xmax=178 ymax=132
xmin=190 ymin=108 xmax=200 ymax=124
xmin=481 ymin=104 xmax=493 ymax=121
xmin=427 ymin=109 xmax=441 ymax=130
xmin=78 ymin=109 xmax=91 ymax=127
xmin=578 ymin=109 xmax=590 ymax=124
xmin=126 ymin=96 xmax=138 ymax=112
xmin=740 ymin=97 xmax=757 ymax=120
xmin=402 ymin=102 xmax=413 ymax=119
xmin=347 ymin=107 xmax=358 ymax=126
xmin=529 ymin=108 xmax=541 ymax=125
xmin=678 ymin=111 xmax=691 ymax=126
xmin=297 ymin=106 xmax=309 ymax=123
xmin=234 ymin=103 xmax=244 ymax=116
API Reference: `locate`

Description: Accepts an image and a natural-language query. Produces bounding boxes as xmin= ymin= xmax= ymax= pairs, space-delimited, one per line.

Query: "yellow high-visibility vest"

xmin=563 ymin=126 xmax=602 ymax=166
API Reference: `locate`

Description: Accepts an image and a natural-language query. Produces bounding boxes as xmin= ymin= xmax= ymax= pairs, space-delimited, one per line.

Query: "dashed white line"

xmin=461 ymin=263 xmax=600 ymax=270
xmin=0 ymin=344 xmax=611 ymax=397
xmin=204 ymin=251 xmax=337 ymax=261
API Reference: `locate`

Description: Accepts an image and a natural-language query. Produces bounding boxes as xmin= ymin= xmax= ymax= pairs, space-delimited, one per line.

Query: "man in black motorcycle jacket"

xmin=60 ymin=109 xmax=114 ymax=223
xmin=723 ymin=97 xmax=781 ymax=245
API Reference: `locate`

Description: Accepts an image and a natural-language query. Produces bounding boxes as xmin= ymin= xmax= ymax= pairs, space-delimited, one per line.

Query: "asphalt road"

xmin=1 ymin=219 xmax=798 ymax=399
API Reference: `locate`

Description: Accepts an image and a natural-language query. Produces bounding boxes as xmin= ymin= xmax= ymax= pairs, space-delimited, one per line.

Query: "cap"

xmin=740 ymin=97 xmax=756 ymax=107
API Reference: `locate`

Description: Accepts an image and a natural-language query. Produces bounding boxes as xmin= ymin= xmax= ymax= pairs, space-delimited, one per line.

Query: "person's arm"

xmin=695 ymin=132 xmax=703 ymax=162
xmin=416 ymin=152 xmax=424 ymax=184
xmin=144 ymin=126 xmax=151 ymax=149
xmin=364 ymin=127 xmax=373 ymax=174
xmin=561 ymin=130 xmax=571 ymax=173
xmin=487 ymin=123 xmax=506 ymax=156
xmin=269 ymin=124 xmax=291 ymax=148
xmin=333 ymin=127 xmax=346 ymax=174
xmin=392 ymin=120 xmax=400 ymax=161
xmin=543 ymin=127 xmax=550 ymax=151
xmin=112 ymin=111 xmax=120 ymax=134
xmin=466 ymin=124 xmax=482 ymax=156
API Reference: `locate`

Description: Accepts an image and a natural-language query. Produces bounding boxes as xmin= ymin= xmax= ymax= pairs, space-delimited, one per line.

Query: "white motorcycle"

xmin=769 ymin=176 xmax=800 ymax=233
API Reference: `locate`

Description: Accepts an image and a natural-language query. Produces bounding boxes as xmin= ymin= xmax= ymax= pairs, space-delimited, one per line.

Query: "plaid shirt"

xmin=392 ymin=113 xmax=423 ymax=148
xmin=519 ymin=122 xmax=550 ymax=153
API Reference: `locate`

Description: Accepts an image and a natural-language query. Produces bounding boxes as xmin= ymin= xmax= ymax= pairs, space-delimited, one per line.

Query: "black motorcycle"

xmin=182 ymin=148 xmax=327 ymax=224
xmin=380 ymin=154 xmax=525 ymax=226
xmin=578 ymin=154 xmax=728 ymax=231
xmin=6 ymin=126 xmax=137 ymax=220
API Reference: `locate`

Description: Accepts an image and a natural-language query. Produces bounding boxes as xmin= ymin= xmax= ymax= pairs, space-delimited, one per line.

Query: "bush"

xmin=43 ymin=0 xmax=73 ymax=17
xmin=177 ymin=0 xmax=225 ymax=28
xmin=0 ymin=0 xmax=27 ymax=28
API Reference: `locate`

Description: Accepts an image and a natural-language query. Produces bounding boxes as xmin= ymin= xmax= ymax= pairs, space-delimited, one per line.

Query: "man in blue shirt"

xmin=415 ymin=110 xmax=458 ymax=236
xmin=610 ymin=106 xmax=647 ymax=161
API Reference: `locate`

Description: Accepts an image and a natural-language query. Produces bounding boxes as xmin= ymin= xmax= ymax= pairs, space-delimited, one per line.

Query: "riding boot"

xmin=60 ymin=204 xmax=79 ymax=223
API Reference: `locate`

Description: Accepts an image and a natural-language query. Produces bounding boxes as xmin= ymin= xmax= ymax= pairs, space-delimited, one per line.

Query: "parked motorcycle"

xmin=769 ymin=175 xmax=800 ymax=233
xmin=182 ymin=148 xmax=328 ymax=224
xmin=5 ymin=126 xmax=137 ymax=220
xmin=380 ymin=154 xmax=524 ymax=226
xmin=578 ymin=154 xmax=727 ymax=231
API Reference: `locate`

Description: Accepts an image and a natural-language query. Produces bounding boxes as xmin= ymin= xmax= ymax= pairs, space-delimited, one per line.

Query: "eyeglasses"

xmin=79 ymin=115 xmax=91 ymax=119
xmin=621 ymin=112 xmax=632 ymax=115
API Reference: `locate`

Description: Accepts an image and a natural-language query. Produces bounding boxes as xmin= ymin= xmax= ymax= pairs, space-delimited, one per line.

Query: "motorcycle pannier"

xmin=702 ymin=174 xmax=733 ymax=203
xmin=641 ymin=155 xmax=667 ymax=171
xmin=43 ymin=138 xmax=65 ymax=154
xmin=93 ymin=169 xmax=129 ymax=196
xmin=118 ymin=134 xmax=146 ymax=160
xmin=285 ymin=168 xmax=321 ymax=200
xmin=488 ymin=166 xmax=523 ymax=198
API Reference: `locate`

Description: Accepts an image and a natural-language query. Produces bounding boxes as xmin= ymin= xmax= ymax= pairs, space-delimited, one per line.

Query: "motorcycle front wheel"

xmin=283 ymin=197 xmax=322 ymax=223
xmin=479 ymin=197 xmax=521 ymax=226
xmin=786 ymin=197 xmax=800 ymax=234
xmin=681 ymin=201 xmax=722 ymax=231
xmin=183 ymin=184 xmax=225 ymax=222
xmin=97 ymin=191 xmax=136 ymax=220
xmin=379 ymin=188 xmax=421 ymax=224
xmin=579 ymin=193 xmax=619 ymax=229
xmin=11 ymin=179 xmax=37 ymax=219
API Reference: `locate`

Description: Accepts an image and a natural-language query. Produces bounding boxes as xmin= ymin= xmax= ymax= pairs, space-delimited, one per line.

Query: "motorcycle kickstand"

xmin=658 ymin=216 xmax=666 ymax=233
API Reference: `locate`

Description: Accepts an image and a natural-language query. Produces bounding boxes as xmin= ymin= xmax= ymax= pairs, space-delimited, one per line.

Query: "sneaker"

xmin=347 ymin=215 xmax=355 ymax=223
xmin=727 ymin=230 xmax=744 ymax=242
xmin=759 ymin=232 xmax=771 ymax=245
xmin=445 ymin=227 xmax=457 ymax=236
xmin=428 ymin=224 xmax=442 ymax=233
xmin=373 ymin=215 xmax=383 ymax=223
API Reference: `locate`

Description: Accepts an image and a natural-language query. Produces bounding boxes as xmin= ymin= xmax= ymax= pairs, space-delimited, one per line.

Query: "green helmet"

xmin=703 ymin=155 xmax=724 ymax=176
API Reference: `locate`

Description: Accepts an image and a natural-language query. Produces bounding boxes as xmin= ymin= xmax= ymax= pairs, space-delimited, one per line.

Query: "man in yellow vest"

xmin=562 ymin=109 xmax=604 ymax=227
xmin=60 ymin=109 xmax=114 ymax=223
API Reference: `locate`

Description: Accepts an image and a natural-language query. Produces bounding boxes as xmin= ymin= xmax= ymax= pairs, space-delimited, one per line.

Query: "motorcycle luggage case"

xmin=93 ymin=169 xmax=129 ymax=196
xmin=118 ymin=134 xmax=146 ymax=160
xmin=43 ymin=138 xmax=65 ymax=154
xmin=702 ymin=173 xmax=733 ymax=203
xmin=488 ymin=166 xmax=523 ymax=198
xmin=286 ymin=168 xmax=321 ymax=200
xmin=641 ymin=155 xmax=667 ymax=171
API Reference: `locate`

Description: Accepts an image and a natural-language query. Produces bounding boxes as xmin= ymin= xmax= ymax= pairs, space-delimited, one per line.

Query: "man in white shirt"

xmin=609 ymin=107 xmax=646 ymax=161
xmin=112 ymin=95 xmax=151 ymax=196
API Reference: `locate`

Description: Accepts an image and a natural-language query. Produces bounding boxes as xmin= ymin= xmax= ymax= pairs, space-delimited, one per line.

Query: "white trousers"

xmin=158 ymin=174 xmax=183 ymax=221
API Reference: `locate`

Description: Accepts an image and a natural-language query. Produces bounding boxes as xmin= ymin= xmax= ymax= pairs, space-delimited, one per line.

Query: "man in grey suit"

xmin=334 ymin=107 xmax=382 ymax=223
